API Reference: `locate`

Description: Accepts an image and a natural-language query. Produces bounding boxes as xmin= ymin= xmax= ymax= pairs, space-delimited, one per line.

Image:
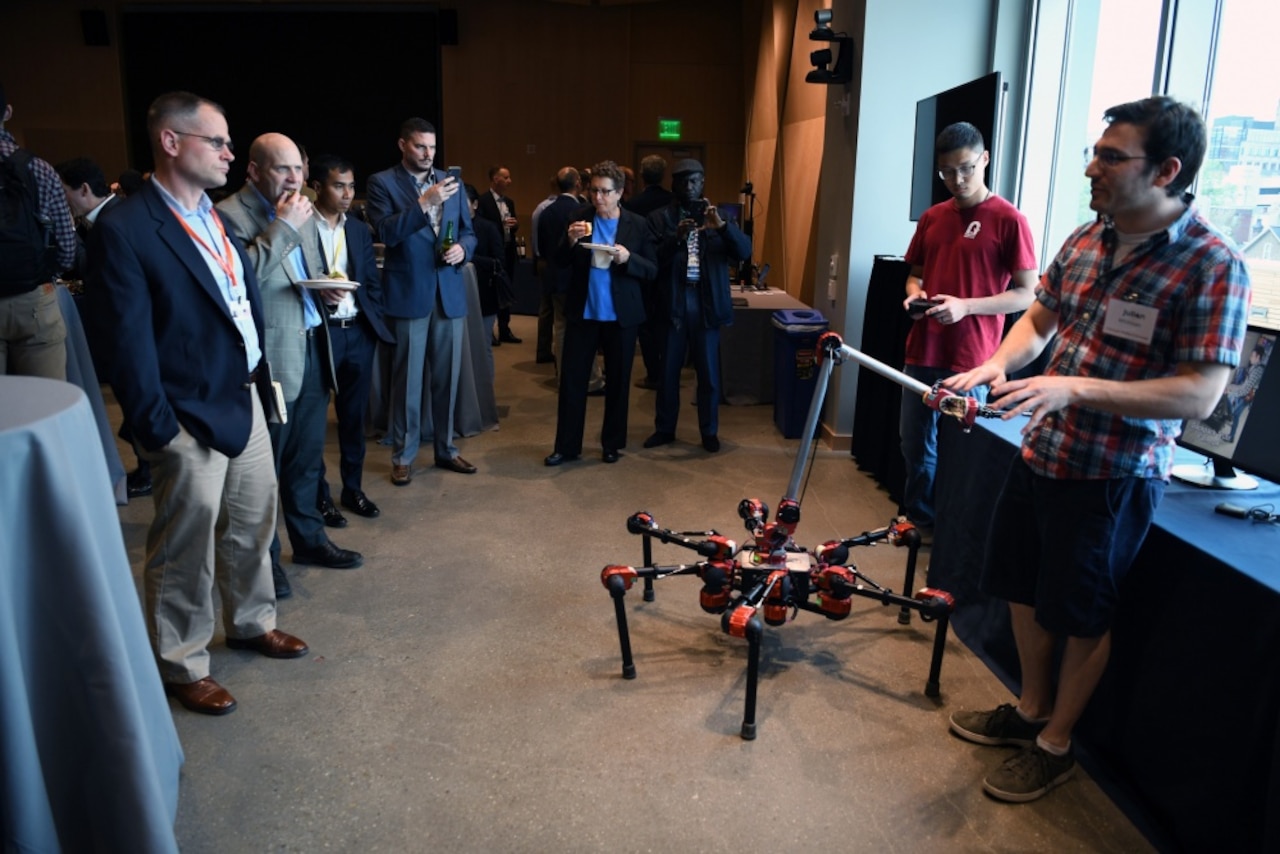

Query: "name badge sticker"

xmin=230 ymin=300 xmax=253 ymax=322
xmin=1101 ymin=297 xmax=1157 ymax=344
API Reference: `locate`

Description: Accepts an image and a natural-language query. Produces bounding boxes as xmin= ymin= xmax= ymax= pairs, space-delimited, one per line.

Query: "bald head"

xmin=247 ymin=133 xmax=304 ymax=201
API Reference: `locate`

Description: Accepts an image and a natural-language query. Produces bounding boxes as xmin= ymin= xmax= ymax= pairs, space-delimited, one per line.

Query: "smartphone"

xmin=447 ymin=166 xmax=462 ymax=182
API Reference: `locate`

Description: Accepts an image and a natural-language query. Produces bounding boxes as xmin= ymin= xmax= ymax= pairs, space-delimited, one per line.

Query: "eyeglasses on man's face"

xmin=937 ymin=161 xmax=980 ymax=181
xmin=1087 ymin=148 xmax=1149 ymax=168
xmin=589 ymin=186 xmax=618 ymax=197
xmin=174 ymin=131 xmax=234 ymax=153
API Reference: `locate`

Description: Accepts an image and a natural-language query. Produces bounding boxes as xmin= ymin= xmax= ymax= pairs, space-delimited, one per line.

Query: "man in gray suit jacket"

xmin=365 ymin=118 xmax=478 ymax=485
xmin=217 ymin=133 xmax=362 ymax=594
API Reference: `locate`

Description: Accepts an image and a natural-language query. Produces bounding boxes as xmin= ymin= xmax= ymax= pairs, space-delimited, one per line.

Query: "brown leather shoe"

xmin=391 ymin=464 xmax=412 ymax=486
xmin=434 ymin=455 xmax=477 ymax=474
xmin=165 ymin=676 xmax=237 ymax=715
xmin=226 ymin=629 xmax=309 ymax=659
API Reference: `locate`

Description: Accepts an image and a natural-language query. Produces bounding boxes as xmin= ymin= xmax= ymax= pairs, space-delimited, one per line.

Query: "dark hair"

xmin=590 ymin=160 xmax=625 ymax=191
xmin=488 ymin=165 xmax=508 ymax=180
xmin=935 ymin=122 xmax=984 ymax=157
xmin=116 ymin=169 xmax=145 ymax=197
xmin=309 ymin=153 xmax=354 ymax=185
xmin=1103 ymin=96 xmax=1206 ymax=197
xmin=55 ymin=157 xmax=111 ymax=198
xmin=146 ymin=91 xmax=224 ymax=145
xmin=639 ymin=155 xmax=666 ymax=186
xmin=555 ymin=167 xmax=579 ymax=193
xmin=400 ymin=117 xmax=436 ymax=140
xmin=463 ymin=182 xmax=480 ymax=204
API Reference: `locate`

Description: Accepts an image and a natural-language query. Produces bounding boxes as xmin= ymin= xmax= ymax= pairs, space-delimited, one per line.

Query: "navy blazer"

xmin=537 ymin=194 xmax=579 ymax=297
xmin=316 ymin=216 xmax=395 ymax=345
xmin=364 ymin=165 xmax=477 ymax=320
xmin=85 ymin=180 xmax=266 ymax=456
xmin=649 ymin=204 xmax=752 ymax=330
xmin=554 ymin=206 xmax=658 ymax=328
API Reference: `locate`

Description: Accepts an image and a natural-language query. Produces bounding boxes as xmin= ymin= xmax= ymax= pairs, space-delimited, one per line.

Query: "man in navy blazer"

xmin=307 ymin=154 xmax=395 ymax=522
xmin=86 ymin=91 xmax=308 ymax=717
xmin=365 ymin=118 xmax=478 ymax=485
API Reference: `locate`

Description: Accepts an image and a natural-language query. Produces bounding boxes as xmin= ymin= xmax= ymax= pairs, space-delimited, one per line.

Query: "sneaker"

xmin=983 ymin=744 xmax=1075 ymax=803
xmin=949 ymin=703 xmax=1045 ymax=747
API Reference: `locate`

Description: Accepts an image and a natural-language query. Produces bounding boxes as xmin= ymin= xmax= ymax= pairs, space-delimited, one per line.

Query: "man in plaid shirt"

xmin=944 ymin=96 xmax=1251 ymax=803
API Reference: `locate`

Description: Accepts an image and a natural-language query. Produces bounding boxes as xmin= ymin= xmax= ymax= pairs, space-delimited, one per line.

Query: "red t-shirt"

xmin=903 ymin=194 xmax=1037 ymax=372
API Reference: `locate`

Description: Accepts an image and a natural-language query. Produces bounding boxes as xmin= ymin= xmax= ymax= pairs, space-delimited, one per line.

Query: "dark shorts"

xmin=980 ymin=458 xmax=1164 ymax=637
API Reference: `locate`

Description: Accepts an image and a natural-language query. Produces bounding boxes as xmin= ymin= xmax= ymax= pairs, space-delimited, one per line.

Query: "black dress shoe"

xmin=272 ymin=563 xmax=292 ymax=599
xmin=544 ymin=451 xmax=579 ymax=467
xmin=602 ymin=448 xmax=620 ymax=464
xmin=126 ymin=468 xmax=153 ymax=498
xmin=643 ymin=431 xmax=676 ymax=448
xmin=535 ymin=354 xmax=556 ymax=364
xmin=701 ymin=434 xmax=721 ymax=453
xmin=318 ymin=498 xmax=348 ymax=528
xmin=499 ymin=332 xmax=523 ymax=344
xmin=293 ymin=540 xmax=363 ymax=569
xmin=340 ymin=490 xmax=380 ymax=518
xmin=435 ymin=455 xmax=477 ymax=474
xmin=491 ymin=336 xmax=502 ymax=347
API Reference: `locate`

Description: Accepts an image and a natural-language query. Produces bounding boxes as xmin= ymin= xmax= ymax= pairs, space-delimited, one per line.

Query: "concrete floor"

xmin=113 ymin=316 xmax=1155 ymax=853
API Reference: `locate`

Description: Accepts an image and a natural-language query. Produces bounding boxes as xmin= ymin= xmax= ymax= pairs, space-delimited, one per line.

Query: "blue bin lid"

xmin=772 ymin=309 xmax=827 ymax=331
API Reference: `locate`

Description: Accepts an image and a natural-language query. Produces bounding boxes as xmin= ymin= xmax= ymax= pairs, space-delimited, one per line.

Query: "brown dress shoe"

xmin=226 ymin=629 xmax=309 ymax=659
xmin=165 ymin=676 xmax=237 ymax=716
xmin=391 ymin=464 xmax=412 ymax=486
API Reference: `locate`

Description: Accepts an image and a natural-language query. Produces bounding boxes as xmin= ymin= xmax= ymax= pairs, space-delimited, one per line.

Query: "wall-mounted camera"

xmin=806 ymin=8 xmax=853 ymax=85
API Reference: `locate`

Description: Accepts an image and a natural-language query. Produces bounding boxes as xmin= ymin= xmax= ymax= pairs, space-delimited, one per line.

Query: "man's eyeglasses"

xmin=173 ymin=131 xmax=234 ymax=153
xmin=1088 ymin=149 xmax=1149 ymax=167
xmin=937 ymin=161 xmax=980 ymax=181
xmin=589 ymin=187 xmax=617 ymax=197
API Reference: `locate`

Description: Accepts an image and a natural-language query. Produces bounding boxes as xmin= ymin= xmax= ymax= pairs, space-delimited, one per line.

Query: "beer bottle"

xmin=439 ymin=219 xmax=456 ymax=265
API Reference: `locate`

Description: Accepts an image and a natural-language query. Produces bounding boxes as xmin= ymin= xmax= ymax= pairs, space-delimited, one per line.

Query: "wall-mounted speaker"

xmin=81 ymin=9 xmax=110 ymax=47
xmin=440 ymin=9 xmax=458 ymax=46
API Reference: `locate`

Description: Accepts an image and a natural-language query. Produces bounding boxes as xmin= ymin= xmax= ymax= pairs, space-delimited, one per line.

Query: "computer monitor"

xmin=1173 ymin=326 xmax=1278 ymax=490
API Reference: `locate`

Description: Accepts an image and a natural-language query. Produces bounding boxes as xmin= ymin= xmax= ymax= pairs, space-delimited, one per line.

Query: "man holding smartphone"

xmin=365 ymin=118 xmax=477 ymax=485
xmin=643 ymin=159 xmax=751 ymax=453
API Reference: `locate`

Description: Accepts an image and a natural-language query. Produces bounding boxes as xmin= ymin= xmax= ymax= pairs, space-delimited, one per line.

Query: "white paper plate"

xmin=579 ymin=243 xmax=617 ymax=253
xmin=298 ymin=279 xmax=359 ymax=291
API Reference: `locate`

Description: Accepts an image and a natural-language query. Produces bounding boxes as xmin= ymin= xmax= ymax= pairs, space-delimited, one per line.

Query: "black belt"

xmin=243 ymin=369 xmax=259 ymax=390
xmin=327 ymin=316 xmax=360 ymax=329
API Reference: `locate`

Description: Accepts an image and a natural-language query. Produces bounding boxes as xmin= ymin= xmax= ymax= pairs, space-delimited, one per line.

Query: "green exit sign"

xmin=658 ymin=118 xmax=682 ymax=141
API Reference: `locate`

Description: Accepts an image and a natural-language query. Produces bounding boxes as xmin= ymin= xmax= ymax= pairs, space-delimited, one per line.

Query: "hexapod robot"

xmin=601 ymin=331 xmax=1005 ymax=739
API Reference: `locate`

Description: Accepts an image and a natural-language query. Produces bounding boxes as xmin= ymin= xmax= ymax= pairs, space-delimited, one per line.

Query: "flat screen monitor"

xmin=1173 ymin=326 xmax=1279 ymax=489
xmin=910 ymin=72 xmax=1005 ymax=221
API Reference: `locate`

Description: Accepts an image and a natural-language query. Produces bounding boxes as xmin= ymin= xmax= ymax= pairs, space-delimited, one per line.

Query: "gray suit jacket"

xmin=217 ymin=184 xmax=335 ymax=402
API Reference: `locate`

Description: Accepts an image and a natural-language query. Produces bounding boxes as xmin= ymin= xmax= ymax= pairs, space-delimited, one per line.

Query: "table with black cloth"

xmin=510 ymin=258 xmax=539 ymax=316
xmin=849 ymin=256 xmax=912 ymax=506
xmin=720 ymin=287 xmax=809 ymax=405
xmin=0 ymin=376 xmax=183 ymax=853
xmin=929 ymin=414 xmax=1280 ymax=852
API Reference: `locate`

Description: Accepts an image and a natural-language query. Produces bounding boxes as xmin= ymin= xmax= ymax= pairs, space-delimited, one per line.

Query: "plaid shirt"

xmin=0 ymin=129 xmax=77 ymax=273
xmin=1024 ymin=203 xmax=1251 ymax=480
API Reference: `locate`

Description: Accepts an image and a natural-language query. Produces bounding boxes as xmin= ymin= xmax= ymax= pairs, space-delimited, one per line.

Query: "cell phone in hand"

xmin=907 ymin=297 xmax=941 ymax=319
xmin=447 ymin=166 xmax=462 ymax=182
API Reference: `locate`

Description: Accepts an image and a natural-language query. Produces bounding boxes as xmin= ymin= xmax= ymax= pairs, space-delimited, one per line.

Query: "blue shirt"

xmin=152 ymin=178 xmax=262 ymax=373
xmin=249 ymin=185 xmax=321 ymax=328
xmin=584 ymin=215 xmax=618 ymax=322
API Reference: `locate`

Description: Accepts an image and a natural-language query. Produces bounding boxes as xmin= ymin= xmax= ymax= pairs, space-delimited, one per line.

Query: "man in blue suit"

xmin=86 ymin=91 xmax=308 ymax=717
xmin=307 ymin=154 xmax=395 ymax=522
xmin=366 ymin=118 xmax=478 ymax=485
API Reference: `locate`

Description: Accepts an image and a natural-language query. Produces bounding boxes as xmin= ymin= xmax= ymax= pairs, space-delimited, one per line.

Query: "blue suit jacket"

xmin=364 ymin=165 xmax=477 ymax=320
xmin=85 ymin=180 xmax=266 ymax=456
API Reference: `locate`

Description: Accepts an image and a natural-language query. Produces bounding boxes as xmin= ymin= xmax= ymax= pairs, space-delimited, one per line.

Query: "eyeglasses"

xmin=1088 ymin=149 xmax=1149 ymax=167
xmin=173 ymin=131 xmax=234 ymax=153
xmin=937 ymin=161 xmax=980 ymax=181
xmin=589 ymin=187 xmax=618 ymax=197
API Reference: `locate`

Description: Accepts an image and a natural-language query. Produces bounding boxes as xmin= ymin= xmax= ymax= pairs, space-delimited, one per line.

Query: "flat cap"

xmin=671 ymin=158 xmax=704 ymax=177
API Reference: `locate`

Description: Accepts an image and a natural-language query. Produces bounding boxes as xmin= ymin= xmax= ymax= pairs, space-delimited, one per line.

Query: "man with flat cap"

xmin=645 ymin=159 xmax=751 ymax=453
